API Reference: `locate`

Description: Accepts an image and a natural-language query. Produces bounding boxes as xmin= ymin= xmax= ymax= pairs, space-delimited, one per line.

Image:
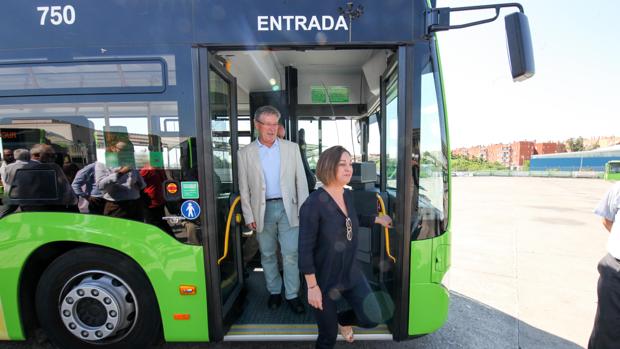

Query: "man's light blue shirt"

xmin=257 ymin=138 xmax=282 ymax=199
xmin=595 ymin=182 xmax=620 ymax=258
xmin=71 ymin=162 xmax=102 ymax=198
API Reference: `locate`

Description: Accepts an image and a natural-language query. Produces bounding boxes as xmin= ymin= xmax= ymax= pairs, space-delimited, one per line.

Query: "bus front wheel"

xmin=35 ymin=247 xmax=161 ymax=349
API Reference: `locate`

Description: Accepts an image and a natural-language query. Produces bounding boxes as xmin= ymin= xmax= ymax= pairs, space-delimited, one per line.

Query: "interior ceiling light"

xmin=269 ymin=78 xmax=277 ymax=86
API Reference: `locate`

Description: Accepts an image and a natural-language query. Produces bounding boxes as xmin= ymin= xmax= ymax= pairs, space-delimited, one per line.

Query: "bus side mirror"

xmin=505 ymin=12 xmax=535 ymax=82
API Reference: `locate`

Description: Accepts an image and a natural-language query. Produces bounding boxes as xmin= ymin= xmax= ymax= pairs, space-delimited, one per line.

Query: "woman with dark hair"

xmin=298 ymin=145 xmax=392 ymax=349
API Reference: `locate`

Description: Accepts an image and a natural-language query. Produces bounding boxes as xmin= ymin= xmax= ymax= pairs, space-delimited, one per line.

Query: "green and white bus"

xmin=0 ymin=1 xmax=534 ymax=348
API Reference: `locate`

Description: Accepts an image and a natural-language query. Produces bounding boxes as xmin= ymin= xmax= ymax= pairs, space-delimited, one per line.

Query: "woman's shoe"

xmin=338 ymin=325 xmax=354 ymax=343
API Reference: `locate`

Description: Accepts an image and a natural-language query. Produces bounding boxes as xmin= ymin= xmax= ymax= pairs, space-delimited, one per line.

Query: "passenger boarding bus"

xmin=0 ymin=1 xmax=534 ymax=348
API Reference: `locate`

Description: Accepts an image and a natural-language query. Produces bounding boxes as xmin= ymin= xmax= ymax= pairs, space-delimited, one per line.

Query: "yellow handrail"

xmin=376 ymin=194 xmax=396 ymax=263
xmin=217 ymin=196 xmax=241 ymax=265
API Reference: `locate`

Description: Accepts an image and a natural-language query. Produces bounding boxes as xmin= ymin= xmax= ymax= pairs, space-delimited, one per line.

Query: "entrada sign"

xmin=257 ymin=15 xmax=348 ymax=31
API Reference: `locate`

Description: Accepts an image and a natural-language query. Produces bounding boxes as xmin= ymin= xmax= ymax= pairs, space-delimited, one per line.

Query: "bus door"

xmin=376 ymin=46 xmax=417 ymax=340
xmin=201 ymin=51 xmax=244 ymax=336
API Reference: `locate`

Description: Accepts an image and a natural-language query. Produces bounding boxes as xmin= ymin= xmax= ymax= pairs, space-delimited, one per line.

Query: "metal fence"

xmin=452 ymin=170 xmax=604 ymax=179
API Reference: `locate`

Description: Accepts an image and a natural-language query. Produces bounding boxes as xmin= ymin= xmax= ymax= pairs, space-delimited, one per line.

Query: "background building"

xmin=535 ymin=142 xmax=566 ymax=155
xmin=511 ymin=141 xmax=535 ymax=169
xmin=530 ymin=145 xmax=620 ymax=171
xmin=453 ymin=140 xmax=567 ymax=169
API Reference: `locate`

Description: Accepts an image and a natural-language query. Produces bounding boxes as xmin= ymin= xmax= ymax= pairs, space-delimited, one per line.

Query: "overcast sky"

xmin=436 ymin=0 xmax=620 ymax=148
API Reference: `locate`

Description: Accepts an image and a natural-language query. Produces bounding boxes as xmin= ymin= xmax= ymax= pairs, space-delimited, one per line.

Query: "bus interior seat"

xmin=349 ymin=161 xmax=384 ymax=286
xmin=9 ymin=167 xmax=60 ymax=203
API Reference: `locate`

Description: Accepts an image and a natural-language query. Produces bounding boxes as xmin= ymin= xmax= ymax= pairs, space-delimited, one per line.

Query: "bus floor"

xmin=225 ymin=269 xmax=390 ymax=339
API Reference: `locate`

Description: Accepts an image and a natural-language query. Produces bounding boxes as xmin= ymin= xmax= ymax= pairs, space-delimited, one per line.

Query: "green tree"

xmin=566 ymin=137 xmax=585 ymax=152
xmin=451 ymin=154 xmax=508 ymax=171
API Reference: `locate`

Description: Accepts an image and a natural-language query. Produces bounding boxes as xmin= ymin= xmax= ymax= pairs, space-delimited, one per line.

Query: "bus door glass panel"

xmin=374 ymin=62 xmax=399 ymax=291
xmin=208 ymin=67 xmax=242 ymax=308
xmin=297 ymin=119 xmax=319 ymax=170
xmin=412 ymin=60 xmax=448 ymax=240
xmin=385 ymin=73 xmax=399 ymax=190
xmin=367 ymin=114 xmax=381 ymax=180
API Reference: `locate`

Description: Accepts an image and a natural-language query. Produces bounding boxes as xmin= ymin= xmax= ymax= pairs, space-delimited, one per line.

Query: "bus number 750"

xmin=37 ymin=5 xmax=76 ymax=26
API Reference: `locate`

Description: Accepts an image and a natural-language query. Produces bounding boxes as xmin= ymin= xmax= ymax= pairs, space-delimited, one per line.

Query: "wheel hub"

xmin=59 ymin=274 xmax=136 ymax=342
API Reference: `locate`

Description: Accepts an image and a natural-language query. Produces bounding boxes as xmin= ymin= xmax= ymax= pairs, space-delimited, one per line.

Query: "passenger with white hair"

xmin=95 ymin=140 xmax=145 ymax=221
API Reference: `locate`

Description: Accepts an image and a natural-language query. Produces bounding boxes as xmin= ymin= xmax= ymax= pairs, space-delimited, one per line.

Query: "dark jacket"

xmin=298 ymin=187 xmax=375 ymax=293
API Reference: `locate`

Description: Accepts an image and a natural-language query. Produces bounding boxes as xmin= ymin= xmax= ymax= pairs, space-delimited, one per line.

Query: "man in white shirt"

xmin=238 ymin=105 xmax=308 ymax=313
xmin=589 ymin=182 xmax=620 ymax=349
xmin=0 ymin=148 xmax=15 ymax=187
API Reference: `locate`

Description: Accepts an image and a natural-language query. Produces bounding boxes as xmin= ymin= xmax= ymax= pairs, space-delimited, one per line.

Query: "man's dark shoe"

xmin=268 ymin=294 xmax=282 ymax=309
xmin=287 ymin=297 xmax=305 ymax=314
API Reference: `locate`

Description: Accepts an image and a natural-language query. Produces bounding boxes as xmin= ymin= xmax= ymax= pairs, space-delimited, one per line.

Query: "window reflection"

xmin=411 ymin=60 xmax=448 ymax=240
xmin=0 ymin=100 xmax=202 ymax=245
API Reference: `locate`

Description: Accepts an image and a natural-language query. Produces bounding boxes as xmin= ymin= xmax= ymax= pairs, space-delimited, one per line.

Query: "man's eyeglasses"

xmin=256 ymin=120 xmax=280 ymax=128
xmin=345 ymin=217 xmax=352 ymax=241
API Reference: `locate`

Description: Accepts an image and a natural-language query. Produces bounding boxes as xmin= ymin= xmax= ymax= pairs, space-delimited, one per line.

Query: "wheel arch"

xmin=18 ymin=242 xmax=158 ymax=340
xmin=0 ymin=213 xmax=209 ymax=342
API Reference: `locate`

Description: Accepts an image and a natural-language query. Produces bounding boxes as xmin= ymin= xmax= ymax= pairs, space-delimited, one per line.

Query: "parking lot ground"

xmin=449 ymin=176 xmax=609 ymax=348
xmin=1 ymin=177 xmax=609 ymax=349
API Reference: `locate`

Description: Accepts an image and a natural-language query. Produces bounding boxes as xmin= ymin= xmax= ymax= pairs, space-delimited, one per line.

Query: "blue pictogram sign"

xmin=181 ymin=200 xmax=200 ymax=220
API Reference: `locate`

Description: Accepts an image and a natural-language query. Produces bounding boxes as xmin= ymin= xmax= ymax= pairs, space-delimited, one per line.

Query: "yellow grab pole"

xmin=376 ymin=193 xmax=396 ymax=263
xmin=217 ymin=196 xmax=241 ymax=265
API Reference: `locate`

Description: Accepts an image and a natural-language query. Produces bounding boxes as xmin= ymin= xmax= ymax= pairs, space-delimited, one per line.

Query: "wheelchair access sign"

xmin=181 ymin=200 xmax=200 ymax=220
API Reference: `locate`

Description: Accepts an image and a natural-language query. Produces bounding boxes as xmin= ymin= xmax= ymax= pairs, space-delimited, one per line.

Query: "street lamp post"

xmin=338 ymin=2 xmax=364 ymax=42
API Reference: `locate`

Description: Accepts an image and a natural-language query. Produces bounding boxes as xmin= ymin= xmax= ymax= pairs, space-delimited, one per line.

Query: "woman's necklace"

xmin=324 ymin=187 xmax=352 ymax=241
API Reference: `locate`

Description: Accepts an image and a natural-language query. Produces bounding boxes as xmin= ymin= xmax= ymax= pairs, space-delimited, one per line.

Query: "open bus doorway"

xmin=207 ymin=48 xmax=401 ymax=340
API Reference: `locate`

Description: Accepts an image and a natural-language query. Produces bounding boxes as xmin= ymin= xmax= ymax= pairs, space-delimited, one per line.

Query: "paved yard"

xmin=449 ymin=176 xmax=608 ymax=348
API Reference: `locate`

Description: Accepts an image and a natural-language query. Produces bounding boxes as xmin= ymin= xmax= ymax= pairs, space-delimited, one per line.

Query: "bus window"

xmin=385 ymin=69 xmax=399 ymax=189
xmin=368 ymin=113 xmax=381 ymax=178
xmin=0 ymin=100 xmax=201 ymax=243
xmin=237 ymin=115 xmax=252 ymax=148
xmin=318 ymin=119 xmax=362 ymax=162
xmin=412 ymin=57 xmax=449 ymax=240
xmin=297 ymin=119 xmax=319 ymax=170
xmin=0 ymin=60 xmax=166 ymax=96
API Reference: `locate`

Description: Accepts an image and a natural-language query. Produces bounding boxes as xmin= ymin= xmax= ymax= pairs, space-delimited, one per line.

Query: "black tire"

xmin=35 ymin=247 xmax=161 ymax=349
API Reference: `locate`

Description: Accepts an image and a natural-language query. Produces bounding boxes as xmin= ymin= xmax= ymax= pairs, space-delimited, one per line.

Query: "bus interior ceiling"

xmin=216 ymin=48 xmax=396 ymax=335
xmin=218 ymin=48 xmax=393 ymax=148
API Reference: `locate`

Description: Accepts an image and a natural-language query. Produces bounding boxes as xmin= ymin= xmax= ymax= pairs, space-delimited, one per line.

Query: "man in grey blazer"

xmin=238 ymin=105 xmax=309 ymax=313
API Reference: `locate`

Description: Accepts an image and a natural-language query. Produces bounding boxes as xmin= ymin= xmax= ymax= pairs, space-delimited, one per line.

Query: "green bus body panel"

xmin=606 ymin=173 xmax=620 ymax=180
xmin=408 ymin=232 xmax=451 ymax=335
xmin=0 ymin=212 xmax=209 ymax=342
xmin=408 ymin=282 xmax=449 ymax=335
